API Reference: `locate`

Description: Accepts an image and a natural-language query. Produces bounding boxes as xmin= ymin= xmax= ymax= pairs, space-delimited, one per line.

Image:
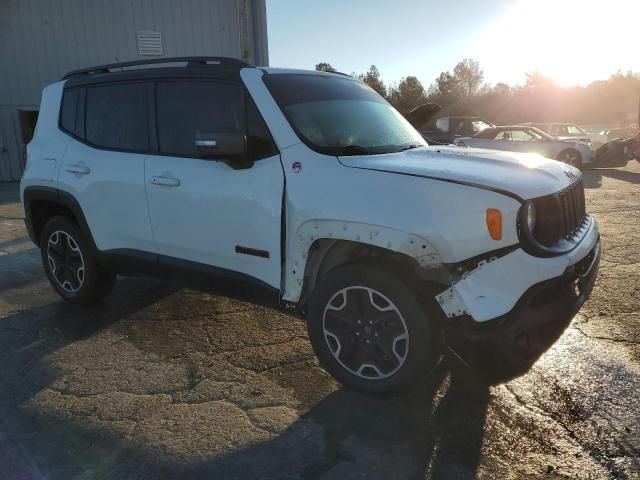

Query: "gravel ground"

xmin=0 ymin=164 xmax=639 ymax=480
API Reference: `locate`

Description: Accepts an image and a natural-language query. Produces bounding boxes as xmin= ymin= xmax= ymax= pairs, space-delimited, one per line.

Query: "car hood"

xmin=338 ymin=146 xmax=579 ymax=200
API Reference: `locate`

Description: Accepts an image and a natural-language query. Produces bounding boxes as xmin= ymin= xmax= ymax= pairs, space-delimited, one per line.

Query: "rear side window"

xmin=85 ymin=83 xmax=149 ymax=151
xmin=156 ymin=81 xmax=243 ymax=157
xmin=60 ymin=88 xmax=79 ymax=135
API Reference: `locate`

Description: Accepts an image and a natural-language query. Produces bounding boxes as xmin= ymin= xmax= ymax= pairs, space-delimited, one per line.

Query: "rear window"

xmin=85 ymin=83 xmax=149 ymax=151
xmin=60 ymin=88 xmax=79 ymax=136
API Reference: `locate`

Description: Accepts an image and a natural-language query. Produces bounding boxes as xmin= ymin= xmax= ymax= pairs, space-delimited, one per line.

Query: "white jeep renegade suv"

xmin=21 ymin=57 xmax=600 ymax=394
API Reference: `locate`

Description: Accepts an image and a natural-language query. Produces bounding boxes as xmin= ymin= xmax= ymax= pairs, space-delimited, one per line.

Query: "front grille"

xmin=557 ymin=179 xmax=586 ymax=239
xmin=533 ymin=179 xmax=586 ymax=247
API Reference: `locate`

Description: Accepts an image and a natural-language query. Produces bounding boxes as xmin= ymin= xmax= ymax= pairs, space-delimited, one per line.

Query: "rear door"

xmin=57 ymin=82 xmax=156 ymax=253
xmin=468 ymin=130 xmax=513 ymax=151
xmin=144 ymin=79 xmax=283 ymax=288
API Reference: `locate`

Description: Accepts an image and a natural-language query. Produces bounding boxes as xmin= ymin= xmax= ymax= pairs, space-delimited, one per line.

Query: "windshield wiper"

xmin=321 ymin=143 xmax=423 ymax=156
xmin=326 ymin=144 xmax=378 ymax=156
xmin=399 ymin=144 xmax=423 ymax=151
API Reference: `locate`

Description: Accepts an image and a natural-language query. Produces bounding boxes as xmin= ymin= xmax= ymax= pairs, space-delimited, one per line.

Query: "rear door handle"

xmin=149 ymin=176 xmax=181 ymax=187
xmin=65 ymin=164 xmax=90 ymax=175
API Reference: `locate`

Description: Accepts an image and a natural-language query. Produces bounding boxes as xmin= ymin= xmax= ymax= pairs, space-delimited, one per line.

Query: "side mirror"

xmin=195 ymin=130 xmax=252 ymax=169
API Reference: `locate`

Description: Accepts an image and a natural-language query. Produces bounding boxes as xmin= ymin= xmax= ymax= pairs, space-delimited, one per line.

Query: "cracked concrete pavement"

xmin=0 ymin=164 xmax=639 ymax=479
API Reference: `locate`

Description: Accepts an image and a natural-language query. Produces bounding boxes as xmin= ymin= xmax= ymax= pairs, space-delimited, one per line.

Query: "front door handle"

xmin=65 ymin=164 xmax=90 ymax=175
xmin=149 ymin=176 xmax=181 ymax=187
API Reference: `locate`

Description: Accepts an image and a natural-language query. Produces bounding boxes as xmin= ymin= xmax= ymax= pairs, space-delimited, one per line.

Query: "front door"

xmin=144 ymin=79 xmax=283 ymax=288
xmin=508 ymin=129 xmax=543 ymax=154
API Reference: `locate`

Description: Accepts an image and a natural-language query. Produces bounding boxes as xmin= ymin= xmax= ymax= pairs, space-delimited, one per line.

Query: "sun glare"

xmin=473 ymin=0 xmax=640 ymax=86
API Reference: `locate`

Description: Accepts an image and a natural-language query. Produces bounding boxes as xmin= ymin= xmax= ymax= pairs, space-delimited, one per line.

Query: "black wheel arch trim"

xmin=23 ymin=186 xmax=99 ymax=253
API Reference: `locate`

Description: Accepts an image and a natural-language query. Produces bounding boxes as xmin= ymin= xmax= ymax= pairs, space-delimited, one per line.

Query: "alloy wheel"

xmin=322 ymin=286 xmax=409 ymax=380
xmin=47 ymin=230 xmax=85 ymax=293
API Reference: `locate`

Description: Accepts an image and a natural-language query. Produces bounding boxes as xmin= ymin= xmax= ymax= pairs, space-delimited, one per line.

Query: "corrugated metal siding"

xmin=0 ymin=0 xmax=269 ymax=181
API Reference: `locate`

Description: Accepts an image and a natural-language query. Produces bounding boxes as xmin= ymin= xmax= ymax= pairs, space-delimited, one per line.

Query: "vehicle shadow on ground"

xmin=1 ymin=273 xmax=490 ymax=479
xmin=2 ymin=323 xmax=490 ymax=480
xmin=0 ymin=277 xmax=178 ymax=478
xmin=175 ymin=364 xmax=490 ymax=479
xmin=583 ymin=167 xmax=640 ymax=189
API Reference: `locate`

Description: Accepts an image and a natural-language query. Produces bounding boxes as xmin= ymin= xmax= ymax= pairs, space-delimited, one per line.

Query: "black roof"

xmin=62 ymin=56 xmax=253 ymax=86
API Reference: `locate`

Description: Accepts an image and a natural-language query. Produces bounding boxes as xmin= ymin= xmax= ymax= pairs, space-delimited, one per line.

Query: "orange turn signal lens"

xmin=486 ymin=209 xmax=502 ymax=240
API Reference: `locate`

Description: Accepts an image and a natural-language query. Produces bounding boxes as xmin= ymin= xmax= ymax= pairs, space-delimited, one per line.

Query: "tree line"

xmin=315 ymin=60 xmax=640 ymax=128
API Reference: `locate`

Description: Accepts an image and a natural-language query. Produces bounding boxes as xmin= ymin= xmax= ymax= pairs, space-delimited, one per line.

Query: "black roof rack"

xmin=62 ymin=56 xmax=252 ymax=80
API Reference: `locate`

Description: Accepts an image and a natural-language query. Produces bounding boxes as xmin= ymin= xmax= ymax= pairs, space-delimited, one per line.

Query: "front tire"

xmin=307 ymin=265 xmax=436 ymax=395
xmin=557 ymin=148 xmax=582 ymax=169
xmin=40 ymin=216 xmax=115 ymax=305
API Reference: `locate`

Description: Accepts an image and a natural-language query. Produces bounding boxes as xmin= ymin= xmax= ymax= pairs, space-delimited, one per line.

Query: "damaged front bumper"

xmin=436 ymin=218 xmax=600 ymax=383
xmin=594 ymin=135 xmax=640 ymax=166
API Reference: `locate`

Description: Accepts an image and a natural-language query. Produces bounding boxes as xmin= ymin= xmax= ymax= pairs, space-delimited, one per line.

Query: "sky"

xmin=266 ymin=0 xmax=639 ymax=89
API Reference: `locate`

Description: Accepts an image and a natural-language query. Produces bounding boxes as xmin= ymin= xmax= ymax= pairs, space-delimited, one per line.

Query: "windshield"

xmin=526 ymin=127 xmax=556 ymax=141
xmin=263 ymin=73 xmax=426 ymax=155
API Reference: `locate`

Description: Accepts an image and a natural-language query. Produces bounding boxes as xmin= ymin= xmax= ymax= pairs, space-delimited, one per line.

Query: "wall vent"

xmin=137 ymin=31 xmax=163 ymax=56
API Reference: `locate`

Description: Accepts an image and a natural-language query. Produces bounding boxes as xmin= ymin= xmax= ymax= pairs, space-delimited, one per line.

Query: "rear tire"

xmin=40 ymin=216 xmax=115 ymax=305
xmin=307 ymin=265 xmax=436 ymax=395
xmin=557 ymin=149 xmax=582 ymax=169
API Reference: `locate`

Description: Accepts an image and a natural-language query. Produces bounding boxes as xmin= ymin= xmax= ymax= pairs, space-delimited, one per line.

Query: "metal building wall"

xmin=0 ymin=0 xmax=269 ymax=181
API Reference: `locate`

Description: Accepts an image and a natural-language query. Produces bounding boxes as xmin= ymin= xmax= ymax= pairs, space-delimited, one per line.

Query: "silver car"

xmin=456 ymin=125 xmax=595 ymax=168
xmin=524 ymin=122 xmax=607 ymax=149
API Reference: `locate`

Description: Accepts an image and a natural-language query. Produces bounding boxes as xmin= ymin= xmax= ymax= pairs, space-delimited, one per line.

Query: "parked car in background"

xmin=455 ymin=126 xmax=595 ymax=168
xmin=420 ymin=116 xmax=494 ymax=144
xmin=595 ymin=133 xmax=640 ymax=166
xmin=600 ymin=126 xmax=639 ymax=142
xmin=524 ymin=122 xmax=607 ymax=149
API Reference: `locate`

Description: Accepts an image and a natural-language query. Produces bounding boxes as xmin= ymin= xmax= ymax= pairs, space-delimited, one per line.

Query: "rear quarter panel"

xmin=20 ymin=82 xmax=70 ymax=204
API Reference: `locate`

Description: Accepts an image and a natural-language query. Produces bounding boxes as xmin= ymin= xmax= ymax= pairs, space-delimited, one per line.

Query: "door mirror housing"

xmin=195 ymin=130 xmax=252 ymax=169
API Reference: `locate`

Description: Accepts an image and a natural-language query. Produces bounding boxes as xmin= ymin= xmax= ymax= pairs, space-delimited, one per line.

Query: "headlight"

xmin=524 ymin=201 xmax=536 ymax=233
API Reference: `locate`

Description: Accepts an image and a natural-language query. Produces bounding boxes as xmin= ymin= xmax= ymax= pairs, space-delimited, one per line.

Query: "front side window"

xmin=263 ymin=74 xmax=425 ymax=155
xmin=527 ymin=127 xmax=555 ymax=141
xmin=455 ymin=119 xmax=491 ymax=137
xmin=246 ymin=96 xmax=279 ymax=160
xmin=567 ymin=124 xmax=584 ymax=135
xmin=511 ymin=129 xmax=537 ymax=141
xmin=551 ymin=125 xmax=569 ymax=136
xmin=495 ymin=131 xmax=512 ymax=140
xmin=471 ymin=120 xmax=492 ymax=134
xmin=156 ymin=81 xmax=243 ymax=157
xmin=85 ymin=83 xmax=149 ymax=151
xmin=435 ymin=117 xmax=449 ymax=132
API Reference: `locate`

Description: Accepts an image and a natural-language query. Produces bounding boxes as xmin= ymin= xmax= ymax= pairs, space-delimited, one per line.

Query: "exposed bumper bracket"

xmin=443 ymin=238 xmax=600 ymax=384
